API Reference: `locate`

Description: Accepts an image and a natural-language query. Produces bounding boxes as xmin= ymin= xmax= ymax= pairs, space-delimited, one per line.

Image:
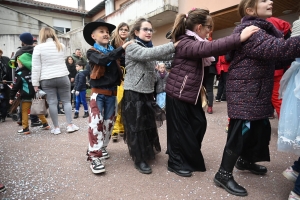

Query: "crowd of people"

xmin=1 ymin=0 xmax=300 ymax=199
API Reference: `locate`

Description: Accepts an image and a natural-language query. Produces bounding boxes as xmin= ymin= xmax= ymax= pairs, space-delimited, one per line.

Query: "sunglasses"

xmin=141 ymin=27 xmax=153 ymax=33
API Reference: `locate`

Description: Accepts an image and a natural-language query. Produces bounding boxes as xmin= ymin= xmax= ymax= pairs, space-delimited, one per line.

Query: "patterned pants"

xmin=87 ymin=93 xmax=117 ymax=161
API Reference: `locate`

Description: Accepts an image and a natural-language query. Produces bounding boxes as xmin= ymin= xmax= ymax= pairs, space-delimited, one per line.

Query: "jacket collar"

xmin=46 ymin=38 xmax=54 ymax=42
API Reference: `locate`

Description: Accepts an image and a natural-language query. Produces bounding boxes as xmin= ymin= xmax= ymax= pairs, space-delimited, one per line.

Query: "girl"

xmin=155 ymin=63 xmax=168 ymax=110
xmin=122 ymin=18 xmax=178 ymax=174
xmin=165 ymin=8 xmax=259 ymax=178
xmin=65 ymin=56 xmax=77 ymax=110
xmin=110 ymin=22 xmax=130 ymax=142
xmin=32 ymin=27 xmax=79 ymax=134
xmin=214 ymin=0 xmax=300 ymax=197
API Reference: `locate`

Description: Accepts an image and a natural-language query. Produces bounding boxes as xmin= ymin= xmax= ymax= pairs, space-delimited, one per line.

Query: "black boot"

xmin=74 ymin=112 xmax=79 ymax=119
xmin=134 ymin=161 xmax=152 ymax=174
xmin=214 ymin=167 xmax=248 ymax=196
xmin=83 ymin=111 xmax=89 ymax=118
xmin=214 ymin=148 xmax=247 ymax=196
xmin=235 ymin=157 xmax=267 ymax=175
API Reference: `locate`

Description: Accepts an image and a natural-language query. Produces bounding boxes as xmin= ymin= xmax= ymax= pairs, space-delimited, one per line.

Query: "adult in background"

xmin=32 ymin=27 xmax=79 ymax=134
xmin=72 ymin=48 xmax=87 ymax=66
xmin=215 ymin=54 xmax=230 ymax=102
xmin=65 ymin=56 xmax=77 ymax=109
xmin=0 ymin=49 xmax=11 ymax=122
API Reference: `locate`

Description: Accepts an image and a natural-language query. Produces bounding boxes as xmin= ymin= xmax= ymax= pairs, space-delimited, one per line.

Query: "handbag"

xmin=30 ymin=92 xmax=47 ymax=115
xmin=200 ymin=86 xmax=208 ymax=108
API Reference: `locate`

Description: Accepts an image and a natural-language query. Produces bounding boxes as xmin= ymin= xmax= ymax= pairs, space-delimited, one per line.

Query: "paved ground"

xmin=0 ymin=100 xmax=298 ymax=200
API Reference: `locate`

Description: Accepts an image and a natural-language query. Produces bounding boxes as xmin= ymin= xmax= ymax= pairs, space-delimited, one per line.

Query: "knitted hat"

xmin=17 ymin=53 xmax=32 ymax=71
xmin=291 ymin=19 xmax=300 ymax=37
xmin=19 ymin=32 xmax=33 ymax=45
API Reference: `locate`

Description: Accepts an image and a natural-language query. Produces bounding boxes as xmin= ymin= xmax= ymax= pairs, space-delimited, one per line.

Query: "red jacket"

xmin=216 ymin=55 xmax=230 ymax=74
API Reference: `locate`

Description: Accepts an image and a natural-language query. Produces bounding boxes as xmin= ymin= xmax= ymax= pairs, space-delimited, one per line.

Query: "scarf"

xmin=93 ymin=43 xmax=114 ymax=66
xmin=185 ymin=30 xmax=215 ymax=66
xmin=159 ymin=71 xmax=167 ymax=79
xmin=135 ymin=37 xmax=153 ymax=48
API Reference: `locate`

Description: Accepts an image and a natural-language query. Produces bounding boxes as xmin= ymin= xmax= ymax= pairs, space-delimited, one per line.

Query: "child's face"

xmin=135 ymin=21 xmax=153 ymax=42
xmin=76 ymin=65 xmax=82 ymax=71
xmin=119 ymin=25 xmax=129 ymax=40
xmin=158 ymin=65 xmax=166 ymax=73
xmin=92 ymin=26 xmax=110 ymax=46
xmin=247 ymin=0 xmax=273 ymax=19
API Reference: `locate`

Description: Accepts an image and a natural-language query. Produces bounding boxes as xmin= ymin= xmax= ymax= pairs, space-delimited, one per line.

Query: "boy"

xmin=9 ymin=53 xmax=50 ymax=134
xmin=83 ymin=19 xmax=132 ymax=174
xmin=155 ymin=63 xmax=169 ymax=110
xmin=73 ymin=61 xmax=89 ymax=119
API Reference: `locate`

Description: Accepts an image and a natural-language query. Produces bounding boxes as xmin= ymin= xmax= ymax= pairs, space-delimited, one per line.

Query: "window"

xmin=53 ymin=18 xmax=71 ymax=34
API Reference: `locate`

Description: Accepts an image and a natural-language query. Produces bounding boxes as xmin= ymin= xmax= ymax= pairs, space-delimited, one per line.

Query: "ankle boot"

xmin=83 ymin=111 xmax=89 ymax=118
xmin=214 ymin=167 xmax=248 ymax=196
xmin=134 ymin=161 xmax=152 ymax=174
xmin=74 ymin=112 xmax=79 ymax=119
xmin=235 ymin=157 xmax=267 ymax=175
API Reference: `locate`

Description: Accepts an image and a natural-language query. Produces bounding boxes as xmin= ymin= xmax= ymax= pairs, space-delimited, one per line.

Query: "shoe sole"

xmin=17 ymin=132 xmax=30 ymax=135
xmin=102 ymin=155 xmax=110 ymax=159
xmin=90 ymin=165 xmax=105 ymax=174
xmin=283 ymin=171 xmax=297 ymax=182
xmin=40 ymin=126 xmax=50 ymax=130
xmin=135 ymin=165 xmax=152 ymax=174
xmin=214 ymin=178 xmax=248 ymax=197
xmin=235 ymin=164 xmax=267 ymax=175
xmin=167 ymin=167 xmax=192 ymax=177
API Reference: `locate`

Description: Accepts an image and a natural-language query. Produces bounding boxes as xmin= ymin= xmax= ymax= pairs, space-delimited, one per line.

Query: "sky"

xmin=34 ymin=0 xmax=102 ymax=11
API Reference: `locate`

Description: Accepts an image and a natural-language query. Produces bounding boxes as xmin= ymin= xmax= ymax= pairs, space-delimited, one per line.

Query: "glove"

xmin=71 ymin=90 xmax=75 ymax=93
xmin=75 ymin=91 xmax=79 ymax=96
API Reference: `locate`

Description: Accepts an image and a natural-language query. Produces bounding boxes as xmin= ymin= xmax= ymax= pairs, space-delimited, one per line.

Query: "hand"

xmin=75 ymin=91 xmax=79 ymax=96
xmin=71 ymin=90 xmax=75 ymax=94
xmin=122 ymin=41 xmax=133 ymax=49
xmin=9 ymin=100 xmax=13 ymax=104
xmin=240 ymin=25 xmax=260 ymax=42
xmin=34 ymin=86 xmax=39 ymax=92
xmin=2 ymin=80 xmax=6 ymax=84
xmin=70 ymin=78 xmax=74 ymax=83
xmin=174 ymin=40 xmax=181 ymax=48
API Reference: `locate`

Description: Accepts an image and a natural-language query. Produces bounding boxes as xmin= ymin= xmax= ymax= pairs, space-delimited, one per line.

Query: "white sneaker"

xmin=289 ymin=191 xmax=300 ymax=200
xmin=67 ymin=124 xmax=79 ymax=133
xmin=51 ymin=128 xmax=61 ymax=135
xmin=283 ymin=167 xmax=299 ymax=182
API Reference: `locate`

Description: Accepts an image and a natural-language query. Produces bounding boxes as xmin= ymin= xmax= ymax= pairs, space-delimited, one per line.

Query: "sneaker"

xmin=31 ymin=121 xmax=42 ymax=127
xmin=74 ymin=112 xmax=79 ymax=119
xmin=17 ymin=128 xmax=30 ymax=135
xmin=83 ymin=111 xmax=89 ymax=118
xmin=289 ymin=191 xmax=300 ymax=200
xmin=58 ymin=111 xmax=65 ymax=116
xmin=40 ymin=123 xmax=50 ymax=130
xmin=0 ymin=183 xmax=6 ymax=192
xmin=67 ymin=124 xmax=79 ymax=133
xmin=90 ymin=158 xmax=105 ymax=174
xmin=51 ymin=128 xmax=61 ymax=135
xmin=215 ymin=99 xmax=221 ymax=102
xmin=283 ymin=167 xmax=299 ymax=182
xmin=101 ymin=148 xmax=110 ymax=159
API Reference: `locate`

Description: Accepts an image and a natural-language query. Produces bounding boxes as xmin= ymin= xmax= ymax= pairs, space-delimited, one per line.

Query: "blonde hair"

xmin=238 ymin=0 xmax=259 ymax=18
xmin=38 ymin=27 xmax=63 ymax=51
xmin=111 ymin=22 xmax=129 ymax=48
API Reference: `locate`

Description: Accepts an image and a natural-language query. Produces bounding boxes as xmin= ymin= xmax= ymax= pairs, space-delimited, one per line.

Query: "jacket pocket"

xmin=179 ymin=75 xmax=188 ymax=98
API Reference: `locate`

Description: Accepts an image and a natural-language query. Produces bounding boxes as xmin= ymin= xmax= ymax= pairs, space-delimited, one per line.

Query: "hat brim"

xmin=83 ymin=21 xmax=116 ymax=46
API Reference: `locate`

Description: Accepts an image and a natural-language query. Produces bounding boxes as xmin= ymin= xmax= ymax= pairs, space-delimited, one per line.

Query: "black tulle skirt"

xmin=121 ymin=90 xmax=165 ymax=162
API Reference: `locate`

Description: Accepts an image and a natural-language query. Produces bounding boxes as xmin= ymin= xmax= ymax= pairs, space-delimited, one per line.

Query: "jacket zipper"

xmin=179 ymin=75 xmax=188 ymax=98
xmin=195 ymin=59 xmax=204 ymax=105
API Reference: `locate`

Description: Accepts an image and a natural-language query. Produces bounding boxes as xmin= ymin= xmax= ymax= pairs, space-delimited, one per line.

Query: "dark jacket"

xmin=86 ymin=47 xmax=124 ymax=89
xmin=10 ymin=67 xmax=35 ymax=101
xmin=74 ymin=70 xmax=89 ymax=91
xmin=66 ymin=62 xmax=77 ymax=86
xmin=227 ymin=16 xmax=300 ymax=120
xmin=155 ymin=71 xmax=169 ymax=94
xmin=165 ymin=33 xmax=241 ymax=105
xmin=13 ymin=46 xmax=34 ymax=60
xmin=71 ymin=53 xmax=87 ymax=66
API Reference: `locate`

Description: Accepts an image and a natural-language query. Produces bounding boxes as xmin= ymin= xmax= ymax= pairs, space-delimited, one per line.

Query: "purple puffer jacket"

xmin=165 ymin=33 xmax=241 ymax=105
xmin=227 ymin=16 xmax=300 ymax=120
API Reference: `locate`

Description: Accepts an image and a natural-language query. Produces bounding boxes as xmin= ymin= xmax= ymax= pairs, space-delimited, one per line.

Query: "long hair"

xmin=170 ymin=8 xmax=213 ymax=42
xmin=65 ymin=56 xmax=74 ymax=65
xmin=38 ymin=27 xmax=63 ymax=51
xmin=111 ymin=22 xmax=129 ymax=48
xmin=129 ymin=18 xmax=152 ymax=39
xmin=238 ymin=0 xmax=259 ymax=18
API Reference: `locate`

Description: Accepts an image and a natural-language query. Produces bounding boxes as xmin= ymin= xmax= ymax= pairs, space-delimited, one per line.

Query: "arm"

xmin=179 ymin=34 xmax=241 ymax=60
xmin=87 ymin=47 xmax=125 ymax=66
xmin=9 ymin=74 xmax=22 ymax=100
xmin=76 ymin=73 xmax=85 ymax=91
xmin=74 ymin=74 xmax=78 ymax=91
xmin=31 ymin=45 xmax=42 ymax=86
xmin=244 ymin=30 xmax=300 ymax=60
xmin=126 ymin=42 xmax=175 ymax=62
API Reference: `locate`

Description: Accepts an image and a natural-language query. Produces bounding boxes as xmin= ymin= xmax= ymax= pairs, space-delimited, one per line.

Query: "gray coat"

xmin=124 ymin=40 xmax=175 ymax=93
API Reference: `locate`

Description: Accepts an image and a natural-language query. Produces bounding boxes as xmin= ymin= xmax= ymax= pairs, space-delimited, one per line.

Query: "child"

xmin=155 ymin=62 xmax=168 ymax=110
xmin=110 ymin=22 xmax=130 ymax=142
xmin=83 ymin=19 xmax=132 ymax=174
xmin=277 ymin=17 xmax=300 ymax=200
xmin=9 ymin=53 xmax=50 ymax=134
xmin=214 ymin=0 xmax=300 ymax=197
xmin=122 ymin=18 xmax=179 ymax=174
xmin=73 ymin=61 xmax=89 ymax=119
xmin=165 ymin=8 xmax=258 ymax=178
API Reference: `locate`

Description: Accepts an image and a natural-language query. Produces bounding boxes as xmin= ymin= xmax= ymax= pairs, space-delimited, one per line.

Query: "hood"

xmin=266 ymin=17 xmax=291 ymax=36
xmin=14 ymin=45 xmax=34 ymax=59
xmin=17 ymin=53 xmax=32 ymax=71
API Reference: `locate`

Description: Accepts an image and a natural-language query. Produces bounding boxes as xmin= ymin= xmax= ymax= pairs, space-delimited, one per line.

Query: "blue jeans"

xmin=293 ymin=157 xmax=300 ymax=195
xmin=96 ymin=94 xmax=116 ymax=120
xmin=75 ymin=90 xmax=88 ymax=112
